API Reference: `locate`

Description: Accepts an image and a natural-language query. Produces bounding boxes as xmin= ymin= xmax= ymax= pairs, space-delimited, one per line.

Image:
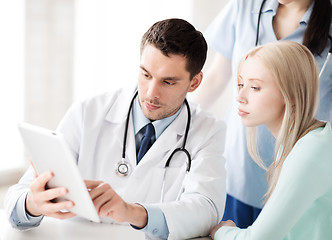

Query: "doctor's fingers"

xmin=91 ymin=188 xmax=122 ymax=214
xmin=84 ymin=179 xmax=104 ymax=190
xmin=40 ymin=200 xmax=75 ymax=217
xmin=29 ymin=187 xmax=72 ymax=211
xmin=88 ymin=182 xmax=114 ymax=200
xmin=99 ymin=196 xmax=128 ymax=221
xmin=46 ymin=211 xmax=76 ymax=220
xmin=37 ymin=187 xmax=70 ymax=202
xmin=28 ymin=159 xmax=38 ymax=178
xmin=30 ymin=170 xmax=54 ymax=192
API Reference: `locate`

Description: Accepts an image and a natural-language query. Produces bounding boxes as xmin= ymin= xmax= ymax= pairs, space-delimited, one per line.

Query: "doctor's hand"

xmin=210 ymin=220 xmax=236 ymax=239
xmin=85 ymin=180 xmax=148 ymax=228
xmin=25 ymin=170 xmax=75 ymax=219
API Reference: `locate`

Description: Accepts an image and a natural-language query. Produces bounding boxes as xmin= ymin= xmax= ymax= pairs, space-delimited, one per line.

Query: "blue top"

xmin=205 ymin=0 xmax=332 ymax=208
xmin=215 ymin=123 xmax=332 ymax=239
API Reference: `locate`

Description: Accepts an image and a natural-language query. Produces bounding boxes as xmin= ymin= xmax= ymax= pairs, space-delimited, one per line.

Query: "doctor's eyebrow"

xmin=161 ymin=76 xmax=181 ymax=81
xmin=139 ymin=66 xmax=181 ymax=81
xmin=139 ymin=66 xmax=150 ymax=74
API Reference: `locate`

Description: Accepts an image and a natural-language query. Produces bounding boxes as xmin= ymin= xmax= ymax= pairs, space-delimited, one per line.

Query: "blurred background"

xmin=0 ymin=0 xmax=231 ymax=207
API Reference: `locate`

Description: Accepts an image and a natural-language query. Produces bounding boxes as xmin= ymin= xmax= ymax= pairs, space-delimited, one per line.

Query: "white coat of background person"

xmin=5 ymin=19 xmax=227 ymax=240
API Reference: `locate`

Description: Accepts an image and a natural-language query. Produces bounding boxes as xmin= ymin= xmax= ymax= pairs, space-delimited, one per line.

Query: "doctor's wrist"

xmin=128 ymin=203 xmax=148 ymax=229
xmin=25 ymin=192 xmax=42 ymax=217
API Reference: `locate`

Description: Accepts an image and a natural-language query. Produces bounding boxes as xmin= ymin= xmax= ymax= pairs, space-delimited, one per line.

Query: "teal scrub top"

xmin=215 ymin=123 xmax=332 ymax=239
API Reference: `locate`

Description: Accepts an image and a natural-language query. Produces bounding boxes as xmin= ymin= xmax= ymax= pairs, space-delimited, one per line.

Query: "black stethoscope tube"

xmin=255 ymin=0 xmax=267 ymax=46
xmin=122 ymin=91 xmax=138 ymax=160
xmin=164 ymin=99 xmax=191 ymax=172
xmin=119 ymin=90 xmax=192 ymax=177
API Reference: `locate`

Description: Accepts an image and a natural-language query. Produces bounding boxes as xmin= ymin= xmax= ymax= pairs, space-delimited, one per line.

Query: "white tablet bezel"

xmin=18 ymin=122 xmax=100 ymax=223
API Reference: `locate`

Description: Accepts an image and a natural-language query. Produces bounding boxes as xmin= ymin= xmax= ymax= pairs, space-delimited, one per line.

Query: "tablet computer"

xmin=18 ymin=122 xmax=100 ymax=223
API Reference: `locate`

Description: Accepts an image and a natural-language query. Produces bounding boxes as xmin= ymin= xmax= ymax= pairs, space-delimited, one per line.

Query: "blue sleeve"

xmin=9 ymin=192 xmax=44 ymax=230
xmin=131 ymin=204 xmax=169 ymax=239
xmin=204 ymin=0 xmax=239 ymax=59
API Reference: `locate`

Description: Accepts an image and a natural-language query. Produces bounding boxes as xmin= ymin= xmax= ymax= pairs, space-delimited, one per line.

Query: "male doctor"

xmin=5 ymin=18 xmax=226 ymax=239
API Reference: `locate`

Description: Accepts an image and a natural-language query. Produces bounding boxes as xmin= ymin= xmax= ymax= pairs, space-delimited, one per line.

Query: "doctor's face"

xmin=138 ymin=44 xmax=201 ymax=121
xmin=236 ymin=56 xmax=285 ymax=137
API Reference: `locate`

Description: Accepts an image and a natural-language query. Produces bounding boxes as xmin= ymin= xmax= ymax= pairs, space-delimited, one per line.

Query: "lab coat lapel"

xmin=104 ymin=87 xmax=137 ymax=170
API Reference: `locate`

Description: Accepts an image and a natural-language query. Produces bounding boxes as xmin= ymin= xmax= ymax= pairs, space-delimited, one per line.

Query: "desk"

xmin=0 ymin=210 xmax=211 ymax=240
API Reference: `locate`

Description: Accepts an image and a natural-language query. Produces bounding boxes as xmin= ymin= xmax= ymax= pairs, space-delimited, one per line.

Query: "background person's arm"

xmin=191 ymin=53 xmax=232 ymax=110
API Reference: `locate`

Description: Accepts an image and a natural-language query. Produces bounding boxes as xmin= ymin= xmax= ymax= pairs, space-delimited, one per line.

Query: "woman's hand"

xmin=210 ymin=220 xmax=236 ymax=239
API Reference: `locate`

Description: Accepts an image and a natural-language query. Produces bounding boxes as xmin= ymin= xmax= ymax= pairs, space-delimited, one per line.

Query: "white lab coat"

xmin=6 ymin=86 xmax=226 ymax=239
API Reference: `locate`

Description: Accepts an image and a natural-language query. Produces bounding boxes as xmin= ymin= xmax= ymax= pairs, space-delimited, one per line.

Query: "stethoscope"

xmin=115 ymin=91 xmax=192 ymax=201
xmin=256 ymin=0 xmax=332 ymax=77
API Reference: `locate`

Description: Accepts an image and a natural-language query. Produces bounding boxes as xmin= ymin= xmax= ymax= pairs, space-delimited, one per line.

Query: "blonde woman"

xmin=211 ymin=41 xmax=332 ymax=239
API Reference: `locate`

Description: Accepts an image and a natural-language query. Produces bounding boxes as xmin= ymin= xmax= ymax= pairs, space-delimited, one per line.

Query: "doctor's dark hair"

xmin=140 ymin=18 xmax=207 ymax=79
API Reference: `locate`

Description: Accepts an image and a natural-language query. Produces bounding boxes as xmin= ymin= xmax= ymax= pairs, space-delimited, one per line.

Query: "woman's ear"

xmin=188 ymin=72 xmax=203 ymax=93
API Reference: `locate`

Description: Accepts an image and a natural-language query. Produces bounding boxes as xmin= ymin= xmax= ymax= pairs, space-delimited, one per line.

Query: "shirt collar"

xmin=252 ymin=0 xmax=279 ymax=14
xmin=300 ymin=2 xmax=313 ymax=25
xmin=252 ymin=0 xmax=313 ymax=25
xmin=132 ymin=95 xmax=182 ymax=139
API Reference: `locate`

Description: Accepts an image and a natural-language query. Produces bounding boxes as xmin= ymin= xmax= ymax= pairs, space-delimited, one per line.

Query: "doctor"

xmin=5 ymin=18 xmax=226 ymax=239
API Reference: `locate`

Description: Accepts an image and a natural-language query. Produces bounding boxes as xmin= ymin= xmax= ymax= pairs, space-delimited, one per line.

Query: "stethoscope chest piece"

xmin=115 ymin=159 xmax=131 ymax=177
xmin=117 ymin=90 xmax=192 ymax=180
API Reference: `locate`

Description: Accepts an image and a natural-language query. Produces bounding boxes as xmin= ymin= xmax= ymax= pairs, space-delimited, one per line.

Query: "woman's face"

xmin=236 ymin=56 xmax=285 ymax=137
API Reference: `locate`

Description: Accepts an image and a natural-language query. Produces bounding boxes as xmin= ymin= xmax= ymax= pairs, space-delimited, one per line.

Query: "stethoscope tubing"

xmin=118 ymin=90 xmax=192 ymax=178
xmin=121 ymin=91 xmax=138 ymax=160
xmin=119 ymin=90 xmax=192 ymax=202
xmin=320 ymin=52 xmax=331 ymax=78
xmin=164 ymin=98 xmax=192 ymax=172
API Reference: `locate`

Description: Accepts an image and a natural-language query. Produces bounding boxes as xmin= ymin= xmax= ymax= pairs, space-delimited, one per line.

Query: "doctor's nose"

xmin=147 ymin=80 xmax=160 ymax=99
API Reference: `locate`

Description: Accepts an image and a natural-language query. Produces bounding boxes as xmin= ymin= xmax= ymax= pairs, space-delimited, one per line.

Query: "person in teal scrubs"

xmin=211 ymin=41 xmax=332 ymax=240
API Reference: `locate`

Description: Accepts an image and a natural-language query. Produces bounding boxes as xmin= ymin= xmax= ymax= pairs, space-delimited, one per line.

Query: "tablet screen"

xmin=18 ymin=122 xmax=100 ymax=223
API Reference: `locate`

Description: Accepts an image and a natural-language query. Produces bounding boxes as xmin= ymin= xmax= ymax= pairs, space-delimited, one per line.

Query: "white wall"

xmin=25 ymin=0 xmax=74 ymax=130
xmin=0 ymin=0 xmax=24 ymax=172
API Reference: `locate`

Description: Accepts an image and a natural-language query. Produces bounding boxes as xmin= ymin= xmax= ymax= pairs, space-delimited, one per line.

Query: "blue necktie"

xmin=137 ymin=123 xmax=155 ymax=163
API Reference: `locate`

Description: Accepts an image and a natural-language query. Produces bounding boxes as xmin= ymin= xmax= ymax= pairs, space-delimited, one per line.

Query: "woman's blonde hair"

xmin=238 ymin=41 xmax=324 ymax=201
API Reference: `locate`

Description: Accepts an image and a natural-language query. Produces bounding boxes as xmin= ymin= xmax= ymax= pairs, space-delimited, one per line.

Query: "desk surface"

xmin=0 ymin=210 xmax=211 ymax=240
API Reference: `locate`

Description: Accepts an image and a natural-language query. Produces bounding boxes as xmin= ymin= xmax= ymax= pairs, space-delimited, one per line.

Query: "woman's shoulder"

xmin=299 ymin=122 xmax=332 ymax=146
xmin=281 ymin=123 xmax=332 ymax=185
xmin=289 ymin=122 xmax=332 ymax=165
